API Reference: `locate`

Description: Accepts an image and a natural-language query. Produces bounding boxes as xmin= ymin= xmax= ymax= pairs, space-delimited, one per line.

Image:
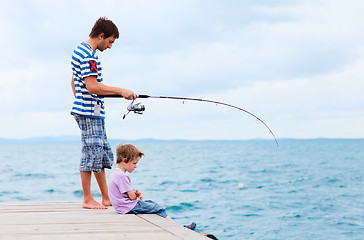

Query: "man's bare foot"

xmin=82 ymin=199 xmax=108 ymax=209
xmin=102 ymin=199 xmax=112 ymax=206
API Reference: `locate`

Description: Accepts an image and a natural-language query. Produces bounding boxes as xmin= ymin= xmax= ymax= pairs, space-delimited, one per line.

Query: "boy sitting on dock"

xmin=108 ymin=144 xmax=196 ymax=229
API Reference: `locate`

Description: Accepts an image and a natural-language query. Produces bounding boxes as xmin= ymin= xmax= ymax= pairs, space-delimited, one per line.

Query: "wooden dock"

xmin=0 ymin=201 xmax=209 ymax=240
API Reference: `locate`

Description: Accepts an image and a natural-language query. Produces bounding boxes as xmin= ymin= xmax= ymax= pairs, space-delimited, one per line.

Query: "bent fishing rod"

xmin=98 ymin=94 xmax=279 ymax=147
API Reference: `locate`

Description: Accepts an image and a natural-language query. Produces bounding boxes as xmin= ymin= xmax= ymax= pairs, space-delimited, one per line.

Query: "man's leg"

xmin=80 ymin=171 xmax=107 ymax=209
xmin=94 ymin=168 xmax=112 ymax=206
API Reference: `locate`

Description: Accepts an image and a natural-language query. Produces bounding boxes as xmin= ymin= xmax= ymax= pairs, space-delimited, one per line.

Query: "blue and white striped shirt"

xmin=71 ymin=42 xmax=105 ymax=119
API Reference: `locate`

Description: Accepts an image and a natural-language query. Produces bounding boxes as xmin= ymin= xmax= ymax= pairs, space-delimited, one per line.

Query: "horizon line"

xmin=1 ymin=135 xmax=364 ymax=143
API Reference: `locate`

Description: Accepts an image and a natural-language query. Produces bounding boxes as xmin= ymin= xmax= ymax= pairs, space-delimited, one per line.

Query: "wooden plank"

xmin=138 ymin=214 xmax=209 ymax=240
xmin=2 ymin=231 xmax=181 ymax=240
xmin=0 ymin=201 xmax=209 ymax=240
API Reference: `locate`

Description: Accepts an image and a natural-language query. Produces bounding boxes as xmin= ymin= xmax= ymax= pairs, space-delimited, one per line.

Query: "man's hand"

xmin=121 ymin=89 xmax=137 ymax=100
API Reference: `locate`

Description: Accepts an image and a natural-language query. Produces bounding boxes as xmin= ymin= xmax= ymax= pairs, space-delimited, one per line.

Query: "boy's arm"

xmin=127 ymin=189 xmax=143 ymax=200
xmin=127 ymin=190 xmax=137 ymax=200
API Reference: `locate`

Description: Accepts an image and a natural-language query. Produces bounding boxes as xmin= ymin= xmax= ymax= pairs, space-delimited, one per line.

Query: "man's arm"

xmin=71 ymin=76 xmax=76 ymax=97
xmin=84 ymin=75 xmax=136 ymax=100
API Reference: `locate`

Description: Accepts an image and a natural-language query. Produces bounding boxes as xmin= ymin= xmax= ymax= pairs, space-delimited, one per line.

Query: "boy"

xmin=70 ymin=17 xmax=136 ymax=209
xmin=108 ymin=144 xmax=196 ymax=229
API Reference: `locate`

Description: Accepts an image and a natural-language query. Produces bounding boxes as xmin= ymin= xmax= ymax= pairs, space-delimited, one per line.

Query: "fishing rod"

xmin=98 ymin=94 xmax=279 ymax=147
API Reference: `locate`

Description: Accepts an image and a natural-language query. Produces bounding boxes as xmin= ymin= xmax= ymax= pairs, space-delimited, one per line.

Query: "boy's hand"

xmin=135 ymin=189 xmax=143 ymax=200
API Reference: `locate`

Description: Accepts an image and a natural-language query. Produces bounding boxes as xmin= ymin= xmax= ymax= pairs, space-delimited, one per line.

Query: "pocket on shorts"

xmin=81 ymin=137 xmax=113 ymax=171
xmin=83 ymin=144 xmax=103 ymax=170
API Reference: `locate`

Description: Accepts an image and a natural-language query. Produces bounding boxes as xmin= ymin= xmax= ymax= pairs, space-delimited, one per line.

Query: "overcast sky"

xmin=1 ymin=0 xmax=364 ymax=141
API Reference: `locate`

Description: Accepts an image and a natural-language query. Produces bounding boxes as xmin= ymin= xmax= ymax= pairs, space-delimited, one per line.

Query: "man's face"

xmin=98 ymin=36 xmax=116 ymax=52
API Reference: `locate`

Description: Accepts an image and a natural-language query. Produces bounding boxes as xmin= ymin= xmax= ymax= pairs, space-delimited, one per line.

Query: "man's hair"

xmin=89 ymin=17 xmax=119 ymax=39
xmin=116 ymin=144 xmax=144 ymax=163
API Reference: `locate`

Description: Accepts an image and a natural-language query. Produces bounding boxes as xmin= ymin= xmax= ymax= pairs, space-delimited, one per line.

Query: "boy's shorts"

xmin=127 ymin=200 xmax=167 ymax=218
xmin=73 ymin=114 xmax=113 ymax=173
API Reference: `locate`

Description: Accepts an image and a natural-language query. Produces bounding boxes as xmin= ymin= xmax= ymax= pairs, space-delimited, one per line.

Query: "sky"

xmin=1 ymin=0 xmax=364 ymax=141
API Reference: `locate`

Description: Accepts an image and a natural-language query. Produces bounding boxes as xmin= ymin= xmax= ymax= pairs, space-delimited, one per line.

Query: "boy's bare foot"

xmin=82 ymin=199 xmax=108 ymax=209
xmin=102 ymin=199 xmax=112 ymax=206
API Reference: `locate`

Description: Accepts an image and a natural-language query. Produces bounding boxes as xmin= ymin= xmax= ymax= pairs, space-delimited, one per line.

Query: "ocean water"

xmin=0 ymin=139 xmax=363 ymax=239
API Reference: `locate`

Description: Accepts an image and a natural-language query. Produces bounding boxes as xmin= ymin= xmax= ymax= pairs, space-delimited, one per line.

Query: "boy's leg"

xmin=80 ymin=171 xmax=107 ymax=209
xmin=94 ymin=168 xmax=112 ymax=206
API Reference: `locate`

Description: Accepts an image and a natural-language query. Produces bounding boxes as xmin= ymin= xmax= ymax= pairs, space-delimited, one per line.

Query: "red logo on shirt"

xmin=89 ymin=60 xmax=98 ymax=73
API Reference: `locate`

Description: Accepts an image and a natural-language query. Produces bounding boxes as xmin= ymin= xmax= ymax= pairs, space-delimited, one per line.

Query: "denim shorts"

xmin=73 ymin=114 xmax=113 ymax=172
xmin=128 ymin=200 xmax=167 ymax=218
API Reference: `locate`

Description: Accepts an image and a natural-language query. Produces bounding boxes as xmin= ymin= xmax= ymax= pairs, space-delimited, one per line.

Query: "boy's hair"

xmin=116 ymin=144 xmax=144 ymax=163
xmin=89 ymin=17 xmax=119 ymax=39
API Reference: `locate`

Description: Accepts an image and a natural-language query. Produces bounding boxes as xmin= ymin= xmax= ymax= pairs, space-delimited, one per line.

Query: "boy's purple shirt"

xmin=108 ymin=168 xmax=138 ymax=214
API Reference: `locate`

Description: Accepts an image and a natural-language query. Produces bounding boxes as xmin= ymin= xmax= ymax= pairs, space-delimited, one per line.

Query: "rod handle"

xmin=97 ymin=94 xmax=122 ymax=98
xmin=97 ymin=94 xmax=150 ymax=98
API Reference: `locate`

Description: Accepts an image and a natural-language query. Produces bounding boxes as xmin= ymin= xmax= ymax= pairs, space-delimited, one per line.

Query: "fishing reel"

xmin=123 ymin=100 xmax=145 ymax=119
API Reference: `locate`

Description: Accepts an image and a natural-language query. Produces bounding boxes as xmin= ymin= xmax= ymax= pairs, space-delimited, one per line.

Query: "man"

xmin=71 ymin=17 xmax=136 ymax=209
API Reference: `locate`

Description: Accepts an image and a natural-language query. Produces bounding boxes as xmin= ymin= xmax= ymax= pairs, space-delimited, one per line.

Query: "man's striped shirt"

xmin=71 ymin=42 xmax=105 ymax=119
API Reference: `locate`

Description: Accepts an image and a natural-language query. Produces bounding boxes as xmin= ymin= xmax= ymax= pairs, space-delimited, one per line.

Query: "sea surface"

xmin=0 ymin=139 xmax=363 ymax=239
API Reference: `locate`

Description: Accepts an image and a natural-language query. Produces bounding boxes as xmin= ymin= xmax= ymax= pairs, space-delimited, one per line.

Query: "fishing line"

xmin=98 ymin=94 xmax=279 ymax=147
